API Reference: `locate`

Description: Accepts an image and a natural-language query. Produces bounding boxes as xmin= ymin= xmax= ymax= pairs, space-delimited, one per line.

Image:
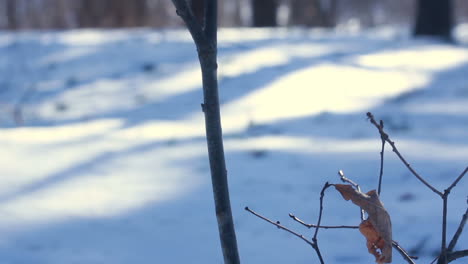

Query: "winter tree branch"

xmin=366 ymin=112 xmax=443 ymax=197
xmin=378 ymin=119 xmax=385 ymax=195
xmin=245 ymin=207 xmax=325 ymax=264
xmin=288 ymin=213 xmax=359 ymax=229
xmin=447 ymin=206 xmax=467 ymax=252
xmin=368 ymin=112 xmax=467 ymax=264
xmin=392 ymin=241 xmax=417 ymax=264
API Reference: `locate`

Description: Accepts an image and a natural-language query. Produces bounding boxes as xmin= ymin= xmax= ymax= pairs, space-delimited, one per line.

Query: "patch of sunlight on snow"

xmin=53 ymin=30 xmax=130 ymax=46
xmin=218 ymin=28 xmax=291 ymax=43
xmin=38 ymin=47 xmax=98 ymax=65
xmin=142 ymin=64 xmax=201 ymax=99
xmin=221 ymin=63 xmax=428 ymax=124
xmin=225 ymin=135 xmax=468 ymax=161
xmin=354 ymin=45 xmax=468 ymax=71
xmin=220 ymin=47 xmax=289 ymax=77
xmin=220 ymin=44 xmax=336 ymax=78
xmin=116 ymin=120 xmax=204 ymax=140
xmin=0 ymin=141 xmax=204 ymax=228
xmin=0 ymin=119 xmax=121 ymax=143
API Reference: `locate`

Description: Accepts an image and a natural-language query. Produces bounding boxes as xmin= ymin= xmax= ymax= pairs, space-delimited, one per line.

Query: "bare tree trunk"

xmin=414 ymin=0 xmax=453 ymax=41
xmin=171 ymin=0 xmax=241 ymax=263
xmin=251 ymin=0 xmax=278 ymax=27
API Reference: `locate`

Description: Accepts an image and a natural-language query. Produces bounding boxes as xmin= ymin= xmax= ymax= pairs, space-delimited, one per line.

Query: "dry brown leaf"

xmin=335 ymin=184 xmax=392 ymax=263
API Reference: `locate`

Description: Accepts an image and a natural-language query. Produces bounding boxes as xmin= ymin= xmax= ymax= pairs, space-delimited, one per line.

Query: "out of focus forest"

xmin=1 ymin=0 xmax=468 ymax=30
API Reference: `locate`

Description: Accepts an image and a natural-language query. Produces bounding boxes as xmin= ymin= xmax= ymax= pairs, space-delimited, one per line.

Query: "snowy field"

xmin=0 ymin=26 xmax=467 ymax=263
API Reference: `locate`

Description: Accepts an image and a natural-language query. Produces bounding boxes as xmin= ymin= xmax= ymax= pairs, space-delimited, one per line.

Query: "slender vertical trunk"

xmin=251 ymin=0 xmax=278 ymax=27
xmin=6 ymin=0 xmax=17 ymax=29
xmin=171 ymin=0 xmax=241 ymax=263
xmin=414 ymin=0 xmax=453 ymax=41
xmin=199 ymin=1 xmax=240 ymax=262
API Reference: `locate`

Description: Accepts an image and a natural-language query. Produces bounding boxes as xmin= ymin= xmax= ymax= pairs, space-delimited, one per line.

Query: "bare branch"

xmin=448 ymin=249 xmax=468 ymax=262
xmin=245 ymin=207 xmax=325 ymax=264
xmin=367 ymin=112 xmax=443 ymax=197
xmin=446 ymin=167 xmax=468 ymax=194
xmin=448 ymin=207 xmax=467 ymax=252
xmin=313 ymin=182 xmax=333 ymax=239
xmin=378 ymin=119 xmax=385 ymax=195
xmin=392 ymin=240 xmax=418 ymax=264
xmin=171 ymin=0 xmax=209 ymax=47
xmin=289 ymin=213 xmax=358 ymax=229
xmin=245 ymin=207 xmax=315 ymax=247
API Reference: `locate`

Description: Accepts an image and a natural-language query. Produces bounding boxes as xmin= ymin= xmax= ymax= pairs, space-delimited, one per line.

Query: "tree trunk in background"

xmin=289 ymin=0 xmax=320 ymax=26
xmin=289 ymin=0 xmax=337 ymax=27
xmin=414 ymin=0 xmax=453 ymax=41
xmin=78 ymin=0 xmax=104 ymax=27
xmin=233 ymin=0 xmax=242 ymax=26
xmin=251 ymin=0 xmax=278 ymax=27
xmin=326 ymin=0 xmax=338 ymax=27
xmin=6 ymin=0 xmax=17 ymax=29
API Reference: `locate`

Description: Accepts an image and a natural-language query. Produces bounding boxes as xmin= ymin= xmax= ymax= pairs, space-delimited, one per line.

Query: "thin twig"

xmin=310 ymin=182 xmax=332 ymax=263
xmin=245 ymin=207 xmax=325 ymax=264
xmin=367 ymin=112 xmax=443 ymax=197
xmin=245 ymin=207 xmax=315 ymax=247
xmin=392 ymin=240 xmax=418 ymax=264
xmin=338 ymin=170 xmax=365 ymax=221
xmin=289 ymin=213 xmax=358 ymax=229
xmin=446 ymin=167 xmax=468 ymax=193
xmin=338 ymin=170 xmax=360 ymax=190
xmin=438 ymin=167 xmax=467 ymax=264
xmin=448 ymin=207 xmax=467 ymax=252
xmin=313 ymin=182 xmax=332 ymax=240
xmin=378 ymin=120 xmax=385 ymax=195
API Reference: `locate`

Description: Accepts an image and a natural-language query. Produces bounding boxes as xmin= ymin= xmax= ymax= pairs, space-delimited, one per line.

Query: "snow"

xmin=0 ymin=26 xmax=467 ymax=263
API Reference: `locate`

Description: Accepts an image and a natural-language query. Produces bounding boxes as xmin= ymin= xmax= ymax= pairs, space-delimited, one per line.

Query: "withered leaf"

xmin=335 ymin=184 xmax=392 ymax=263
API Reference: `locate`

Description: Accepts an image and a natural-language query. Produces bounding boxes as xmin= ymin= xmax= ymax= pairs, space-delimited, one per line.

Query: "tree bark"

xmin=191 ymin=0 xmax=205 ymax=24
xmin=414 ymin=0 xmax=453 ymax=41
xmin=171 ymin=1 xmax=241 ymax=263
xmin=251 ymin=0 xmax=278 ymax=27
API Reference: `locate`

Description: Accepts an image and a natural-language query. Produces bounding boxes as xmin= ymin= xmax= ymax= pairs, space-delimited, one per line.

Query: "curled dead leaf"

xmin=335 ymin=184 xmax=392 ymax=263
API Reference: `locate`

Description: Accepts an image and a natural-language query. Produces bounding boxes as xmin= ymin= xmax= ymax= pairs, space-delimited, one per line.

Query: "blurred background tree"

xmin=0 ymin=0 xmax=467 ymax=32
xmin=414 ymin=0 xmax=453 ymax=41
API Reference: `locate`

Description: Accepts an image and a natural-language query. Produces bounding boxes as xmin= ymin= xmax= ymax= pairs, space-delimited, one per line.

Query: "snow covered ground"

xmin=0 ymin=26 xmax=467 ymax=263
